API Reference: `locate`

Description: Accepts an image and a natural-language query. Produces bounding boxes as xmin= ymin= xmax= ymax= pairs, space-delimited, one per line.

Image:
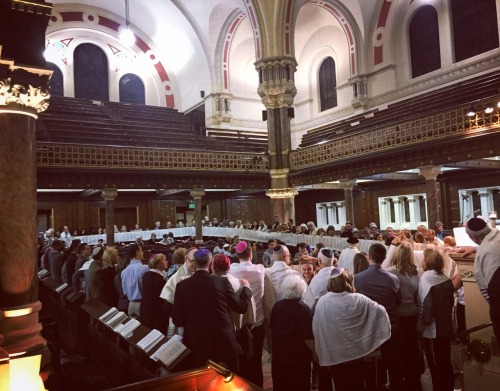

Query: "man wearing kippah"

xmin=229 ymin=241 xmax=266 ymax=386
xmin=466 ymin=217 xmax=500 ymax=342
xmin=172 ymin=248 xmax=252 ymax=372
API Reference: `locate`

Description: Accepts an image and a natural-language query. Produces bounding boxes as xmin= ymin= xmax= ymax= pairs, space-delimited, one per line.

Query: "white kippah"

xmin=318 ymin=248 xmax=333 ymax=264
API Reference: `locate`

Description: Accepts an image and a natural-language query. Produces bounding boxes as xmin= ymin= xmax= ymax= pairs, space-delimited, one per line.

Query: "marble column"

xmin=101 ymin=189 xmax=118 ymax=246
xmin=190 ymin=189 xmax=205 ymax=244
xmin=339 ymin=180 xmax=356 ymax=226
xmin=418 ymin=165 xmax=442 ymax=228
xmin=0 ymin=24 xmax=52 ymax=371
xmin=266 ymin=187 xmax=298 ymax=225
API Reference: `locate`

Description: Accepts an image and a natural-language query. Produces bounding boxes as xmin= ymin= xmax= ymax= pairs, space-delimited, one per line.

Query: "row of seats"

xmin=36 ymin=97 xmax=268 ymax=153
xmin=299 ymin=70 xmax=500 ymax=147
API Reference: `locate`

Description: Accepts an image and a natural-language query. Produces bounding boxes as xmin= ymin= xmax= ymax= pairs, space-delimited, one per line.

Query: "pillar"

xmin=327 ymin=203 xmax=336 ymax=226
xmin=477 ymin=189 xmax=493 ymax=219
xmin=190 ymin=189 xmax=205 ymax=244
xmin=418 ymin=165 xmax=442 ymax=228
xmin=101 ymin=189 xmax=118 ymax=246
xmin=339 ymin=180 xmax=356 ymax=226
xmin=0 ymin=0 xmax=53 ymax=372
xmin=256 ymin=56 xmax=298 ymax=223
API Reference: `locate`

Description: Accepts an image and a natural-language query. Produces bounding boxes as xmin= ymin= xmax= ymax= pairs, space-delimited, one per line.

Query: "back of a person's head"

xmin=353 ymin=252 xmax=369 ymax=274
xmin=318 ymin=247 xmax=334 ymax=266
xmin=172 ymin=247 xmax=187 ymax=263
xmin=77 ymin=242 xmax=88 ymax=254
xmin=235 ymin=241 xmax=251 ymax=259
xmin=369 ymin=243 xmax=386 ymax=264
xmin=281 ymin=274 xmax=307 ymax=300
xmin=126 ymin=243 xmax=140 ymax=260
xmin=443 ymin=236 xmax=456 ymax=246
xmin=327 ymin=267 xmax=354 ymax=293
xmin=393 ymin=243 xmax=417 ymax=276
xmin=193 ymin=248 xmax=211 ymax=269
xmin=423 ymin=248 xmax=444 ymax=274
xmin=70 ymin=239 xmax=81 ymax=251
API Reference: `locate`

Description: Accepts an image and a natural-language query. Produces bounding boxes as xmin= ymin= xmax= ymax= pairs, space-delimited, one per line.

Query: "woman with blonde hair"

xmin=313 ymin=267 xmax=390 ymax=391
xmin=388 ymin=243 xmax=422 ymax=390
xmin=141 ymin=253 xmax=169 ymax=332
xmin=88 ymin=247 xmax=119 ymax=307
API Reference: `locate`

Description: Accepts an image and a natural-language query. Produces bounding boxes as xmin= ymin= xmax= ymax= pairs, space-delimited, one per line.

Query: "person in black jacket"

xmin=141 ymin=253 xmax=169 ymax=333
xmin=172 ymin=248 xmax=252 ymax=372
xmin=418 ymin=248 xmax=455 ymax=391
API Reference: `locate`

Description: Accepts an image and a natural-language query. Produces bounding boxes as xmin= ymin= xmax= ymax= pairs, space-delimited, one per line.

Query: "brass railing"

xmin=290 ymin=104 xmax=500 ymax=170
xmin=36 ymin=143 xmax=269 ymax=172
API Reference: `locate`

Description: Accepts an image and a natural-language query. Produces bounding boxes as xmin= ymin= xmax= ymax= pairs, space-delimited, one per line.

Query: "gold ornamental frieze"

xmin=36 ymin=143 xmax=269 ymax=172
xmin=290 ymin=105 xmax=500 ymax=170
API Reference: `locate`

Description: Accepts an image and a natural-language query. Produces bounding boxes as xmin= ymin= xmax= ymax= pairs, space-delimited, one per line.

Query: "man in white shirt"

xmin=309 ymin=248 xmax=335 ymax=300
xmin=229 ymin=241 xmax=265 ymax=387
xmin=60 ymin=225 xmax=72 ymax=248
xmin=338 ymin=237 xmax=360 ymax=273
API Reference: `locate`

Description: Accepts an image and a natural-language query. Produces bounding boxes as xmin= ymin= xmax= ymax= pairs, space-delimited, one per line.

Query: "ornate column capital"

xmin=101 ymin=188 xmax=118 ymax=201
xmin=418 ymin=165 xmax=442 ymax=180
xmin=190 ymin=189 xmax=205 ymax=199
xmin=266 ymin=188 xmax=299 ymax=199
xmin=256 ymin=56 xmax=297 ymax=108
xmin=0 ymin=56 xmax=52 ymax=117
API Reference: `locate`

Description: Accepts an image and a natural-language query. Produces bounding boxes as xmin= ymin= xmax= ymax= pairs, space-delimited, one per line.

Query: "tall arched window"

xmin=73 ymin=43 xmax=109 ymax=101
xmin=119 ymin=73 xmax=145 ymax=105
xmin=46 ymin=62 xmax=63 ymax=96
xmin=451 ymin=0 xmax=499 ymax=62
xmin=319 ymin=57 xmax=337 ymax=112
xmin=409 ymin=6 xmax=441 ymax=78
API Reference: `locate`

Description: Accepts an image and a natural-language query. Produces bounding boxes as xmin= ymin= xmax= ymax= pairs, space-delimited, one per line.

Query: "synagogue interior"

xmin=1 ymin=0 xmax=500 ymax=390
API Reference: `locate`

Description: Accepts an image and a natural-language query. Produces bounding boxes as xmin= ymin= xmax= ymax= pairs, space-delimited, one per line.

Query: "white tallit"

xmin=313 ymin=291 xmax=391 ymax=366
xmin=418 ymin=270 xmax=449 ymax=338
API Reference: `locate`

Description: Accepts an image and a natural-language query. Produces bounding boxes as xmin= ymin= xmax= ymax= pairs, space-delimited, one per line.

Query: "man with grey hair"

xmin=466 ymin=217 xmax=500 ymax=341
xmin=264 ymin=245 xmax=315 ymax=319
xmin=309 ymin=247 xmax=336 ymax=300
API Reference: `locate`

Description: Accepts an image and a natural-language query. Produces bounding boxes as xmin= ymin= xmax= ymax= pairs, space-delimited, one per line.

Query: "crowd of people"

xmin=36 ymin=214 xmax=500 ymax=391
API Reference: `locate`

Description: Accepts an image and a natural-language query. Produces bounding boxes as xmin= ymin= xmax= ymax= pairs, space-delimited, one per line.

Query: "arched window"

xmin=451 ymin=0 xmax=499 ymax=62
xmin=319 ymin=57 xmax=337 ymax=112
xmin=409 ymin=6 xmax=441 ymax=78
xmin=73 ymin=43 xmax=109 ymax=101
xmin=46 ymin=62 xmax=63 ymax=96
xmin=119 ymin=73 xmax=145 ymax=105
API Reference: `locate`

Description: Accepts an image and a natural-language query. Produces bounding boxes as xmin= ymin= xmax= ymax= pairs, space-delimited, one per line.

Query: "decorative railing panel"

xmin=290 ymin=105 xmax=500 ymax=170
xmin=36 ymin=143 xmax=269 ymax=172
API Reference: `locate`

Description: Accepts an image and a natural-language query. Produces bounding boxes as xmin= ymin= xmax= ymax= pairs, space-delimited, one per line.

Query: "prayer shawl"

xmin=475 ymin=228 xmax=500 ymax=302
xmin=223 ymin=273 xmax=256 ymax=331
xmin=159 ymin=262 xmax=192 ymax=303
xmin=313 ymin=291 xmax=391 ymax=366
xmin=418 ymin=270 xmax=450 ymax=338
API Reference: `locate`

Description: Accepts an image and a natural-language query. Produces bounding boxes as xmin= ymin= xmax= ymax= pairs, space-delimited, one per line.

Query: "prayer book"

xmin=137 ymin=329 xmax=165 ymax=353
xmin=151 ymin=335 xmax=188 ymax=367
xmin=115 ymin=318 xmax=141 ymax=338
xmin=55 ymin=283 xmax=69 ymax=293
xmin=105 ymin=311 xmax=128 ymax=330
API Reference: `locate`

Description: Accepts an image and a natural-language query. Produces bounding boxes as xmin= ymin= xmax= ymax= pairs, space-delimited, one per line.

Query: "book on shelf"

xmin=151 ymin=335 xmax=189 ymax=368
xmin=105 ymin=311 xmax=128 ymax=330
xmin=99 ymin=307 xmax=119 ymax=323
xmin=115 ymin=318 xmax=141 ymax=338
xmin=137 ymin=329 xmax=165 ymax=353
xmin=55 ymin=283 xmax=69 ymax=293
xmin=38 ymin=269 xmax=49 ymax=279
